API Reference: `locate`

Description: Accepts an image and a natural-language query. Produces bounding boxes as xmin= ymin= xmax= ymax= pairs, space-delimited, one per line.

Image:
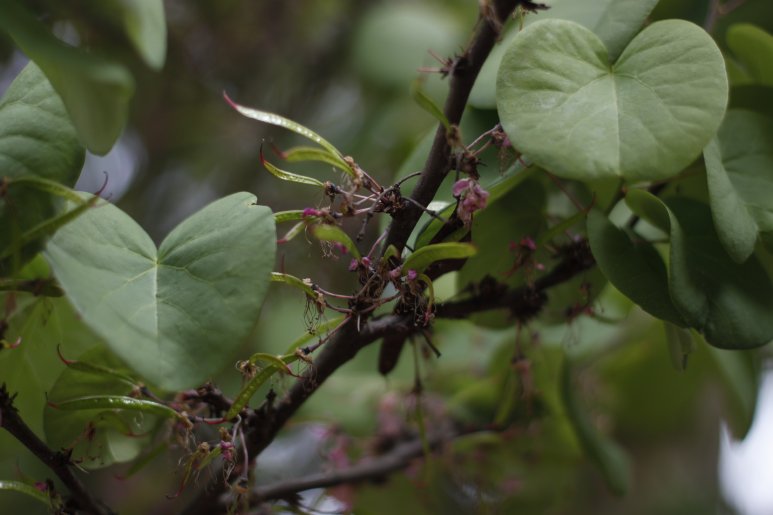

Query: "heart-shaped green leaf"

xmin=0 ymin=62 xmax=84 ymax=274
xmin=496 ymin=19 xmax=728 ymax=181
xmin=45 ymin=192 xmax=276 ymax=390
xmin=705 ymin=110 xmax=773 ymax=262
xmin=471 ymin=0 xmax=660 ymax=108
xmin=587 ymin=209 xmax=685 ymax=326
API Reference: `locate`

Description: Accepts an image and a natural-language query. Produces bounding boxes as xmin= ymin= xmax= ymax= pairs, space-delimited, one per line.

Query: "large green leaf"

xmin=496 ymin=19 xmax=728 ymax=181
xmin=44 ymin=347 xmax=159 ymax=469
xmin=470 ymin=0 xmax=660 ymax=108
xmin=704 ymin=110 xmax=773 ymax=262
xmin=628 ymin=192 xmax=773 ymax=349
xmin=45 ymin=192 xmax=276 ymax=390
xmin=0 ymin=62 xmax=84 ymax=275
xmin=587 ymin=209 xmax=685 ymax=326
xmin=0 ymin=0 xmax=134 ymax=154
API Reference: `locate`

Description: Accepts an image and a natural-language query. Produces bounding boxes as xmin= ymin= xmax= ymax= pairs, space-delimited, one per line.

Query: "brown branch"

xmin=382 ymin=0 xmax=523 ymax=254
xmin=182 ymin=3 xmax=542 ymax=513
xmin=0 ymin=384 xmax=114 ymax=515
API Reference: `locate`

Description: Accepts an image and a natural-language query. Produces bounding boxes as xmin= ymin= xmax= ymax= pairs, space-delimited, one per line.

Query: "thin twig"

xmin=0 ymin=384 xmax=114 ymax=515
xmin=252 ymin=429 xmax=457 ymax=502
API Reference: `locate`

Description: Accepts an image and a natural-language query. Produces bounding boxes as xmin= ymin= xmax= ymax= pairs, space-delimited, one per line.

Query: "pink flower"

xmin=406 ymin=269 xmax=418 ymax=281
xmin=302 ymin=207 xmax=322 ymax=218
xmin=453 ymin=178 xmax=489 ymax=225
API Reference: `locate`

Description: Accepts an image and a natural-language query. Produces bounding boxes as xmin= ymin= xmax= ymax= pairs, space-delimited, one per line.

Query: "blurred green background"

xmin=2 ymin=0 xmax=773 ymax=513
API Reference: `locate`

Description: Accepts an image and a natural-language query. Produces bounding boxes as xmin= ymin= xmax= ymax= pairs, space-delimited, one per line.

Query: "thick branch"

xmin=382 ymin=0 xmax=521 ymax=253
xmin=183 ymin=3 xmax=536 ymax=513
xmin=0 ymin=384 xmax=114 ymax=515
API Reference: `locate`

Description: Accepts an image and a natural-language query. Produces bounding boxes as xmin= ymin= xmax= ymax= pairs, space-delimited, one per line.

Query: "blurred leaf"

xmin=0 ymin=62 xmax=84 ymax=275
xmin=44 ymin=347 xmax=159 ymax=469
xmin=86 ymin=0 xmax=167 ymax=69
xmin=726 ymin=23 xmax=773 ymax=86
xmin=471 ymin=0 xmax=661 ymax=108
xmin=352 ymin=3 xmax=463 ymax=91
xmin=663 ymin=322 xmax=696 ymax=372
xmin=706 ymin=345 xmax=760 ymax=439
xmin=704 ymin=110 xmax=773 ymax=261
xmin=497 ymin=19 xmax=727 ymax=181
xmin=561 ymin=357 xmax=631 ymax=495
xmin=45 ymin=193 xmax=276 ymax=390
xmin=0 ymin=263 xmax=98 ymax=460
xmin=587 ymin=209 xmax=685 ymax=325
xmin=0 ymin=0 xmax=134 ymax=154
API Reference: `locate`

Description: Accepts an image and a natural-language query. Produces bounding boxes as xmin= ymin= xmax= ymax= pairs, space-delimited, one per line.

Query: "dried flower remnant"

xmin=453 ymin=178 xmax=489 ymax=225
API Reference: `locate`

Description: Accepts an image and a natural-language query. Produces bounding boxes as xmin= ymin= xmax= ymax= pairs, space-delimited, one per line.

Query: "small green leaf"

xmin=282 ymin=146 xmax=352 ymax=174
xmin=0 ymin=1 xmax=134 ymax=154
xmin=44 ymin=347 xmax=159 ymax=469
xmin=561 ymin=358 xmax=631 ymax=495
xmin=227 ymin=368 xmax=282 ymax=420
xmin=410 ymin=78 xmax=450 ymax=131
xmin=310 ymin=224 xmax=361 ymax=259
xmin=54 ymin=396 xmax=180 ymax=419
xmin=284 ymin=315 xmax=347 ymax=354
xmin=224 ymin=93 xmax=350 ymax=172
xmin=497 ymin=19 xmax=728 ymax=181
xmin=0 ymin=480 xmax=53 ymax=506
xmin=260 ymin=147 xmax=325 ymax=187
xmin=402 ymin=243 xmax=476 ymax=276
xmin=704 ymin=110 xmax=773 ymax=262
xmin=274 ymin=210 xmax=306 ymax=224
xmin=271 ymin=272 xmax=317 ymax=298
xmin=45 ymin=193 xmax=276 ymax=390
xmin=587 ymin=209 xmax=685 ymax=325
xmin=624 ymin=189 xmax=671 ymax=233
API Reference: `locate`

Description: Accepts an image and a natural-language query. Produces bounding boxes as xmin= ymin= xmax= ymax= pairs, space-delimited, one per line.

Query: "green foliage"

xmin=45 ymin=193 xmax=276 ymax=390
xmin=0 ymin=63 xmax=84 ymax=274
xmin=1 ymin=1 xmax=773 ymax=513
xmin=497 ymin=19 xmax=728 ymax=181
